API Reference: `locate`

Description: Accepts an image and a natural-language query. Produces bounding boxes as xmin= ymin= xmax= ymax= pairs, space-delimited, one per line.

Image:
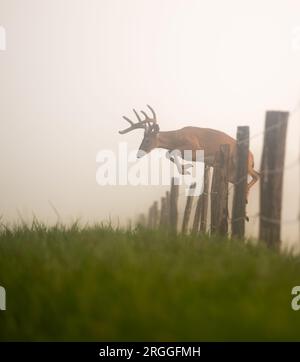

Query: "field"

xmin=0 ymin=223 xmax=300 ymax=341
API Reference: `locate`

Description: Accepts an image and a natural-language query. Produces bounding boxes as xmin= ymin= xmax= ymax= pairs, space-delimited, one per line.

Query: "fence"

xmin=136 ymin=110 xmax=300 ymax=249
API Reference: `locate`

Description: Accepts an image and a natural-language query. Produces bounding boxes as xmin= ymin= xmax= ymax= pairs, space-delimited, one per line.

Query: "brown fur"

xmin=139 ymin=126 xmax=260 ymax=199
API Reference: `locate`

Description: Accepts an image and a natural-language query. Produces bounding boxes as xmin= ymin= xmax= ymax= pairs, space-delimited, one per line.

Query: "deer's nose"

xmin=137 ymin=150 xmax=146 ymax=158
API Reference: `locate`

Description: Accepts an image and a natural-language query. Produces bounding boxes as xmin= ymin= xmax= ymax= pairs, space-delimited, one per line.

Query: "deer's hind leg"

xmin=247 ymin=168 xmax=260 ymax=202
xmin=245 ymin=152 xmax=259 ymax=202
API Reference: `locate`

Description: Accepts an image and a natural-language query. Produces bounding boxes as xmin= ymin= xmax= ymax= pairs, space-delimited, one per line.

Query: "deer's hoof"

xmin=245 ymin=215 xmax=249 ymax=222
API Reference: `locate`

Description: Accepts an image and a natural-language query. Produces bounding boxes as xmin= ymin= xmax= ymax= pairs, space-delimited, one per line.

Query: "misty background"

xmin=0 ymin=0 xmax=299 ymax=247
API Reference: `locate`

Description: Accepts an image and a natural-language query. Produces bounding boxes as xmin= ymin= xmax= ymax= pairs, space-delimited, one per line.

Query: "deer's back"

xmin=179 ymin=126 xmax=237 ymax=155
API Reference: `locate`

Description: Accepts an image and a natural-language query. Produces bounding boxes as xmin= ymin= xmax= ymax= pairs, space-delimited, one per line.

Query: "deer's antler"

xmin=119 ymin=105 xmax=157 ymax=134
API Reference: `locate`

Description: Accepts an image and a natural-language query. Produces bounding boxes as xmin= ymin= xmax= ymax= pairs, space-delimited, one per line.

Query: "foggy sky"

xmin=0 ymin=0 xmax=299 ymax=247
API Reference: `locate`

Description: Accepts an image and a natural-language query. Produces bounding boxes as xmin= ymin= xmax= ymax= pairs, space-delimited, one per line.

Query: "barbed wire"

xmin=176 ymin=153 xmax=299 ymax=219
xmin=230 ymin=212 xmax=299 ymax=225
xmin=235 ymin=101 xmax=300 ymax=145
xmin=145 ymin=103 xmax=300 ymax=234
xmin=171 ymin=103 xmax=300 ymax=197
xmin=226 ymin=154 xmax=300 ymax=194
xmin=176 ymin=114 xmax=299 ymax=197
xmin=237 ymin=121 xmax=284 ymax=145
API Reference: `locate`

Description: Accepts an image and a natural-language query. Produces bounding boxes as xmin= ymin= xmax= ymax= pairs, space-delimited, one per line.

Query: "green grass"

xmin=0 ymin=223 xmax=300 ymax=341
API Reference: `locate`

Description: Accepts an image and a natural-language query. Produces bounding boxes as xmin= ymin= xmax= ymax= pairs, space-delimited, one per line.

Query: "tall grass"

xmin=0 ymin=223 xmax=300 ymax=341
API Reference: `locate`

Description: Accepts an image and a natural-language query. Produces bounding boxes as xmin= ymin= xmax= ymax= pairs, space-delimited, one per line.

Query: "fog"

xmin=0 ymin=0 xmax=299 ymax=246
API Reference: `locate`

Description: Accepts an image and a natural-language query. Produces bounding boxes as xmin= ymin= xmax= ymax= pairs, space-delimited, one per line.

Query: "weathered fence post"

xmin=200 ymin=166 xmax=211 ymax=233
xmin=147 ymin=204 xmax=153 ymax=229
xmin=165 ymin=191 xmax=170 ymax=228
xmin=170 ymin=177 xmax=179 ymax=232
xmin=192 ymin=191 xmax=202 ymax=233
xmin=232 ymin=126 xmax=249 ymax=239
xmin=259 ymin=111 xmax=289 ymax=249
xmin=211 ymin=144 xmax=230 ymax=235
xmin=137 ymin=213 xmax=146 ymax=227
xmin=182 ymin=183 xmax=196 ymax=233
xmin=152 ymin=201 xmax=158 ymax=229
xmin=159 ymin=196 xmax=166 ymax=228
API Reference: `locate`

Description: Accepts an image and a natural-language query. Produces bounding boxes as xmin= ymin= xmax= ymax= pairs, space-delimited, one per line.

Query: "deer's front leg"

xmin=166 ymin=151 xmax=193 ymax=175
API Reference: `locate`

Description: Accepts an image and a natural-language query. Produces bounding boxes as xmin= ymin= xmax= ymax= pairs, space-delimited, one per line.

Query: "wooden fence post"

xmin=165 ymin=191 xmax=170 ymax=228
xmin=200 ymin=166 xmax=211 ymax=233
xmin=137 ymin=213 xmax=146 ymax=227
xmin=147 ymin=205 xmax=152 ymax=229
xmin=170 ymin=177 xmax=179 ymax=232
xmin=211 ymin=144 xmax=230 ymax=235
xmin=152 ymin=201 xmax=158 ymax=229
xmin=192 ymin=192 xmax=202 ymax=233
xmin=259 ymin=111 xmax=289 ymax=249
xmin=182 ymin=183 xmax=196 ymax=233
xmin=147 ymin=204 xmax=153 ymax=229
xmin=159 ymin=197 xmax=166 ymax=228
xmin=232 ymin=126 xmax=249 ymax=239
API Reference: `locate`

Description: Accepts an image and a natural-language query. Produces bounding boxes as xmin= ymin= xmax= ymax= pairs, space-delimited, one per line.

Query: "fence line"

xmin=211 ymin=144 xmax=230 ymax=235
xmin=137 ymin=109 xmax=299 ymax=249
xmin=227 ymin=156 xmax=299 ymax=194
xmin=259 ymin=111 xmax=289 ymax=249
xmin=232 ymin=126 xmax=249 ymax=239
xmin=182 ymin=183 xmax=196 ymax=233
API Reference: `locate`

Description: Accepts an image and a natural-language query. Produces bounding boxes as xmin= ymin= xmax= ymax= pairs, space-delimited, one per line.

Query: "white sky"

xmin=0 ymin=0 xmax=299 ymax=245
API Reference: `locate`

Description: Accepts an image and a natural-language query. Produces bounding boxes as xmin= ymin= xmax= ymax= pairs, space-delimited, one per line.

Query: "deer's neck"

xmin=157 ymin=131 xmax=180 ymax=150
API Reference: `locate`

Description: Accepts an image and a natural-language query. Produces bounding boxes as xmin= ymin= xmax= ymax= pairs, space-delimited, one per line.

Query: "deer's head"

xmin=119 ymin=105 xmax=160 ymax=158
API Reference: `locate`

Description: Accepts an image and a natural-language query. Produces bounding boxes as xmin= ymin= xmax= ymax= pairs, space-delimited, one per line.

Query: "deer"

xmin=119 ymin=105 xmax=260 ymax=202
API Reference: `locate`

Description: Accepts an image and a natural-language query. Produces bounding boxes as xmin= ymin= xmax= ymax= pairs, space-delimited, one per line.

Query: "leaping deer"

xmin=119 ymin=105 xmax=260 ymax=201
